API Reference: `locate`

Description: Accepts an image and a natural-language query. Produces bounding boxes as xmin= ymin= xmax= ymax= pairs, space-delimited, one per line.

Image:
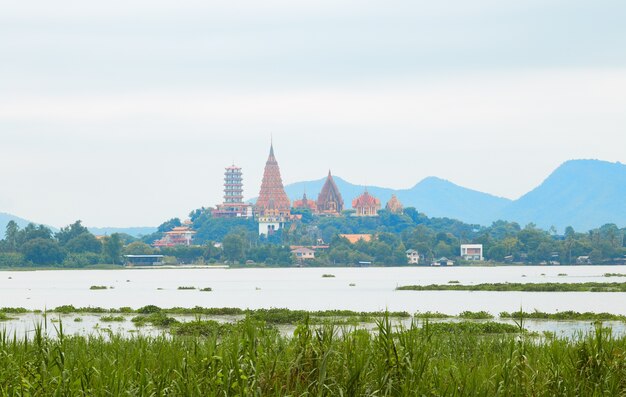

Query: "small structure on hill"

xmin=153 ymin=224 xmax=195 ymax=247
xmin=352 ymin=190 xmax=381 ymax=217
xmin=385 ymin=194 xmax=404 ymax=214
xmin=293 ymin=191 xmax=317 ymax=212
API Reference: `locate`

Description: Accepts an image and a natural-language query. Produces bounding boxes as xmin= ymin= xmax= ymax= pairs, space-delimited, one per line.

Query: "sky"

xmin=1 ymin=0 xmax=625 ymax=228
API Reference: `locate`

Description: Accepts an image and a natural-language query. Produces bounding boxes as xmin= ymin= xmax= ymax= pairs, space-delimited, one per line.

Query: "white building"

xmin=460 ymin=244 xmax=484 ymax=261
xmin=406 ymin=249 xmax=419 ymax=264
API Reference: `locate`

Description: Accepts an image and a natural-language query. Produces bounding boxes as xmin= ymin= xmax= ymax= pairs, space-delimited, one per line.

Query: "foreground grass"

xmin=397 ymin=281 xmax=626 ymax=292
xmin=1 ymin=316 xmax=626 ymax=395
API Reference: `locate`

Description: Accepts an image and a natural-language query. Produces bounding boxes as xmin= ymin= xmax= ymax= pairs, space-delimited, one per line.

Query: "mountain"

xmin=0 ymin=213 xmax=155 ymax=239
xmin=284 ymin=176 xmax=512 ymax=226
xmin=86 ymin=227 xmax=157 ymax=237
xmin=0 ymin=212 xmax=35 ymax=237
xmin=498 ymin=159 xmax=626 ymax=231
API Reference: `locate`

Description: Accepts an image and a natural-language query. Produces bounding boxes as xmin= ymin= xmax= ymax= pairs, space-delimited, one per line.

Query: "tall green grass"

xmin=1 ymin=316 xmax=626 ymax=395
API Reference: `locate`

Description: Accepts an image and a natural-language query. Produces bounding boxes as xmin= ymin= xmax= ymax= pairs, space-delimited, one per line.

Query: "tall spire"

xmin=317 ymin=170 xmax=344 ymax=215
xmin=256 ymin=141 xmax=291 ymax=217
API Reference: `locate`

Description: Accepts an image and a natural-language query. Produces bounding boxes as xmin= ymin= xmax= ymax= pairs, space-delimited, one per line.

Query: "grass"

xmin=500 ymin=310 xmax=626 ymax=321
xmin=397 ymin=282 xmax=626 ymax=292
xmin=89 ymin=285 xmax=108 ymax=290
xmin=2 ymin=316 xmax=626 ymax=395
xmin=458 ymin=310 xmax=494 ymax=319
xmin=100 ymin=315 xmax=125 ymax=322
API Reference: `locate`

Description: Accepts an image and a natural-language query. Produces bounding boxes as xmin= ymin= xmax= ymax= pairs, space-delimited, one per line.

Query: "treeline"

xmin=0 ymin=221 xmax=126 ymax=267
xmin=178 ymin=207 xmax=625 ymax=266
xmin=2 ymin=207 xmax=624 ymax=267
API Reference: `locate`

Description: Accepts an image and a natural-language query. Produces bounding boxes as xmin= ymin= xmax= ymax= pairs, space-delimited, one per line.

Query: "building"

xmin=406 ymin=249 xmax=419 ymax=264
xmin=316 ymin=170 xmax=344 ymax=216
xmin=212 ymin=164 xmax=253 ymax=218
xmin=124 ymin=255 xmax=164 ymax=267
xmin=153 ymin=225 xmax=196 ymax=247
xmin=293 ymin=191 xmax=317 ymax=212
xmin=352 ymin=190 xmax=381 ymax=217
xmin=460 ymin=244 xmax=484 ymax=261
xmin=432 ymin=257 xmax=455 ymax=266
xmin=339 ymin=234 xmax=374 ymax=244
xmin=385 ymin=194 xmax=404 ymax=214
xmin=256 ymin=143 xmax=291 ymax=235
xmin=291 ymin=247 xmax=315 ymax=261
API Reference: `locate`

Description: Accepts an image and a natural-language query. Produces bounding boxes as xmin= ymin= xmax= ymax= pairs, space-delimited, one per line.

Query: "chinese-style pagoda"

xmin=256 ymin=143 xmax=291 ymax=235
xmin=212 ymin=164 xmax=252 ymax=218
xmin=316 ymin=170 xmax=344 ymax=216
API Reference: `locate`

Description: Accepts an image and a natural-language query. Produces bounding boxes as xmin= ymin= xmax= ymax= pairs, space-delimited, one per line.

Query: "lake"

xmin=2 ymin=265 xmax=626 ymax=314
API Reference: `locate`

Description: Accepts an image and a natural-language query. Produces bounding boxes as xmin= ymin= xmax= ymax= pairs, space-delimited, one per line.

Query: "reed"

xmin=1 ymin=315 xmax=625 ymax=395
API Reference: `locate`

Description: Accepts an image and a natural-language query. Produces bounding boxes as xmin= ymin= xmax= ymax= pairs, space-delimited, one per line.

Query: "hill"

xmin=284 ymin=176 xmax=511 ymax=226
xmin=499 ymin=159 xmax=626 ymax=231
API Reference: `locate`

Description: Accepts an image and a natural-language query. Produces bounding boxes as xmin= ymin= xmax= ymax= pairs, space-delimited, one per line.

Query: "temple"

xmin=153 ymin=223 xmax=196 ymax=247
xmin=352 ymin=190 xmax=381 ymax=216
xmin=385 ymin=194 xmax=404 ymax=214
xmin=293 ymin=191 xmax=317 ymax=212
xmin=256 ymin=143 xmax=291 ymax=235
xmin=212 ymin=164 xmax=253 ymax=218
xmin=316 ymin=170 xmax=344 ymax=216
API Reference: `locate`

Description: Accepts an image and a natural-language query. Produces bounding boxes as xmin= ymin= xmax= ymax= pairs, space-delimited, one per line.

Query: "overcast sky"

xmin=1 ymin=0 xmax=625 ymax=228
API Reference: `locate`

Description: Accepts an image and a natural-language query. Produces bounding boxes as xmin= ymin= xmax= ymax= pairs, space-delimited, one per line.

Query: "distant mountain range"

xmin=0 ymin=213 xmax=154 ymax=239
xmin=281 ymin=159 xmax=626 ymax=231
xmin=2 ymin=159 xmax=625 ymax=236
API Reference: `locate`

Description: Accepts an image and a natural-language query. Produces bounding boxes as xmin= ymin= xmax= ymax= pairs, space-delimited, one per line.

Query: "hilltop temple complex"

xmin=206 ymin=142 xmax=401 ymax=236
xmin=255 ymin=143 xmax=292 ymax=235
xmin=316 ymin=171 xmax=344 ymax=216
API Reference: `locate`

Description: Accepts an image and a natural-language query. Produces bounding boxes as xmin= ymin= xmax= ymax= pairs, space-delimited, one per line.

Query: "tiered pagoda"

xmin=316 ymin=170 xmax=344 ymax=216
xmin=385 ymin=194 xmax=404 ymax=214
xmin=256 ymin=143 xmax=291 ymax=235
xmin=212 ymin=164 xmax=252 ymax=218
xmin=352 ymin=189 xmax=381 ymax=217
xmin=293 ymin=191 xmax=317 ymax=212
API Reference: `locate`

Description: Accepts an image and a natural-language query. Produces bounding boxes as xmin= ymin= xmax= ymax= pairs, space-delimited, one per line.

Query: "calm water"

xmin=2 ymin=265 xmax=626 ymax=314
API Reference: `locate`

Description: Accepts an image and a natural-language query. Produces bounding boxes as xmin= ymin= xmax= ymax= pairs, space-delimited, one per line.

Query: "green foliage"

xmin=102 ymin=233 xmax=123 ymax=264
xmin=398 ymin=282 xmax=626 ymax=292
xmin=4 ymin=318 xmax=626 ymax=395
xmin=21 ymin=238 xmax=64 ymax=265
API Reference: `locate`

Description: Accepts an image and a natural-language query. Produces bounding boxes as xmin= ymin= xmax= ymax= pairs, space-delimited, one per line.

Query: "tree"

xmin=21 ymin=238 xmax=64 ymax=265
xmin=65 ymin=233 xmax=102 ymax=253
xmin=158 ymin=218 xmax=182 ymax=233
xmin=123 ymin=241 xmax=155 ymax=255
xmin=103 ymin=233 xmax=123 ymax=264
xmin=4 ymin=221 xmax=19 ymax=252
xmin=56 ymin=220 xmax=90 ymax=245
xmin=222 ymin=233 xmax=245 ymax=262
